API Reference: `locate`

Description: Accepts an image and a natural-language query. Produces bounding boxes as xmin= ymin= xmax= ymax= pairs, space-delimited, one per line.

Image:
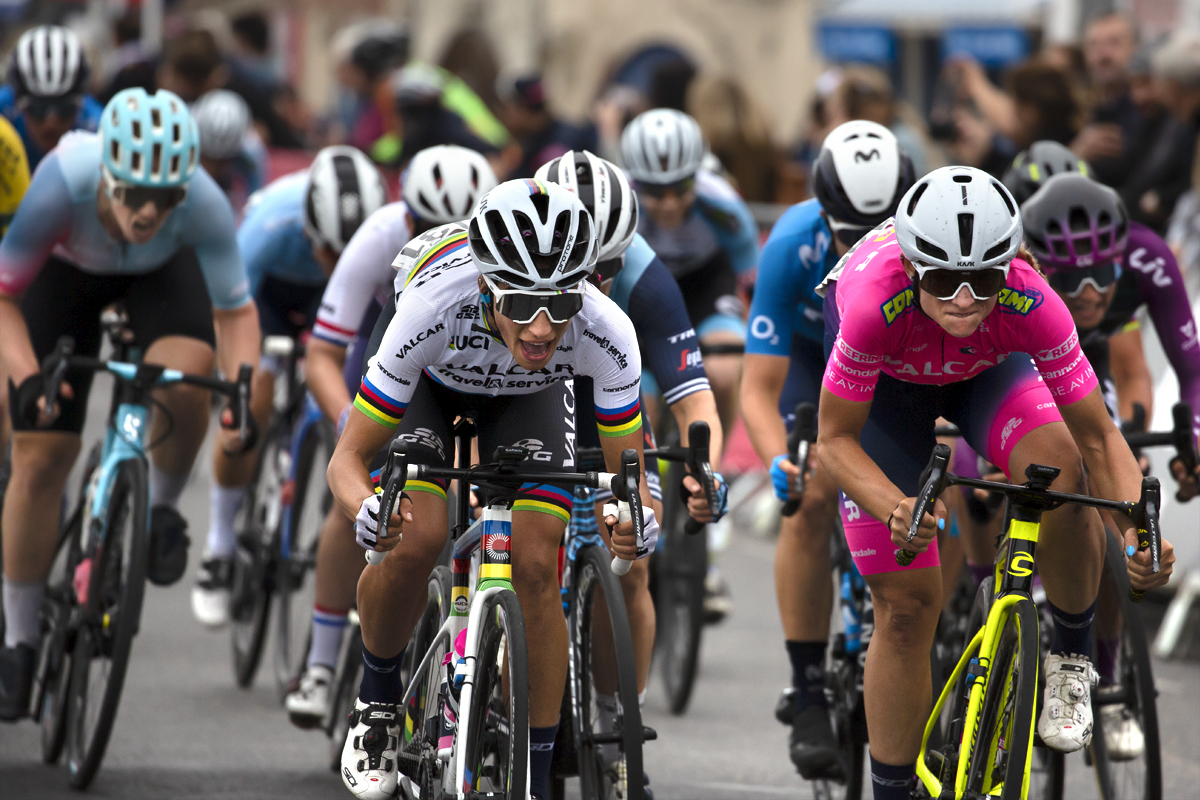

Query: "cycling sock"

xmin=149 ymin=463 xmax=189 ymax=509
xmin=1048 ymin=599 xmax=1096 ymax=657
xmin=307 ymin=606 xmax=350 ymax=669
xmin=206 ymin=484 xmax=247 ymax=558
xmin=359 ymin=644 xmax=404 ymax=705
xmin=1094 ymin=637 xmax=1119 ymax=686
xmin=786 ymin=640 xmax=828 ymax=713
xmin=966 ymin=560 xmax=992 ymax=588
xmin=869 ymin=753 xmax=914 ymax=800
xmin=2 ymin=578 xmax=42 ymax=648
xmin=529 ymin=723 xmax=558 ymax=800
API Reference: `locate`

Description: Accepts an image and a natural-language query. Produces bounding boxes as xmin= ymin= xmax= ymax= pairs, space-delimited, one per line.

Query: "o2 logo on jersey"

xmin=880 ymin=287 xmax=914 ymax=326
xmin=996 ymin=287 xmax=1043 ymax=316
xmin=750 ymin=315 xmax=779 ymax=346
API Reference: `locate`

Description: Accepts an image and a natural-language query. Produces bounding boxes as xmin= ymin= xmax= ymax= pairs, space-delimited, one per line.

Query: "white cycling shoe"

xmin=341 ymin=698 xmax=401 ymax=799
xmin=190 ymin=555 xmax=233 ymax=629
xmin=1099 ymin=702 xmax=1145 ymax=760
xmin=1037 ymin=652 xmax=1099 ymax=753
xmin=285 ymin=664 xmax=333 ymax=729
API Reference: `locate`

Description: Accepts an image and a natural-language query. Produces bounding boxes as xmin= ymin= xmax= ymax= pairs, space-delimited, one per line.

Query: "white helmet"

xmin=620 ymin=109 xmax=706 ymax=185
xmin=402 ymin=145 xmax=497 ymax=225
xmin=192 ymin=89 xmax=250 ymax=160
xmin=895 ymin=166 xmax=1022 ymax=271
xmin=812 ymin=120 xmax=915 ymax=234
xmin=535 ymin=150 xmax=638 ymax=263
xmin=303 ymin=146 xmax=389 ymax=253
xmin=467 ymin=179 xmax=597 ymax=290
xmin=10 ymin=25 xmax=88 ymax=98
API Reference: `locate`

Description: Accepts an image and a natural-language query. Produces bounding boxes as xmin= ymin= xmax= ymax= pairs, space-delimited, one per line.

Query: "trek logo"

xmin=880 ymin=287 xmax=915 ymax=325
xmin=449 ymin=334 xmax=490 ymax=352
xmin=996 ymin=287 xmax=1043 ymax=315
xmin=667 ymin=329 xmax=696 ymax=344
xmin=395 ymin=323 xmax=445 ymax=359
xmin=1008 ymin=551 xmax=1034 ymax=578
xmin=853 ymin=149 xmax=880 ymax=163
xmin=679 ymin=348 xmax=703 ymax=371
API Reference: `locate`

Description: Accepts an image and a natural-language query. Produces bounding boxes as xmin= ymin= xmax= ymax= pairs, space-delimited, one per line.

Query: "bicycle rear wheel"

xmin=462 ymin=588 xmax=529 ymax=800
xmin=64 ymin=459 xmax=150 ymax=789
xmin=274 ymin=419 xmax=334 ymax=699
xmin=230 ymin=420 xmax=287 ymax=687
xmin=1088 ymin=536 xmax=1162 ymax=800
xmin=654 ymin=460 xmax=706 ymax=715
xmin=965 ymin=598 xmax=1039 ymax=800
xmin=570 ymin=544 xmax=645 ymax=800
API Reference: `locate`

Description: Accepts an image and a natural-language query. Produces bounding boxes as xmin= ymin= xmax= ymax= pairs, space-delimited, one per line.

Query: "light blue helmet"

xmin=101 ymin=88 xmax=200 ymax=188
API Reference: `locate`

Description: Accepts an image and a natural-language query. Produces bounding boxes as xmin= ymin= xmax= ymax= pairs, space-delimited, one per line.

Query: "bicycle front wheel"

xmin=966 ymin=597 xmax=1039 ymax=800
xmin=65 ymin=459 xmax=150 ymax=790
xmin=654 ymin=460 xmax=706 ymax=715
xmin=462 ymin=588 xmax=529 ymax=800
xmin=1088 ymin=535 xmax=1162 ymax=800
xmin=570 ymin=543 xmax=645 ymax=800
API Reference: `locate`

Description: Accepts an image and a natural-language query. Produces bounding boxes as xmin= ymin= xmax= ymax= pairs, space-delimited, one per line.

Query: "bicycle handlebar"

xmin=1121 ymin=402 xmax=1198 ymax=502
xmin=782 ymin=403 xmax=817 ymax=517
xmin=369 ymin=440 xmax=644 ymax=575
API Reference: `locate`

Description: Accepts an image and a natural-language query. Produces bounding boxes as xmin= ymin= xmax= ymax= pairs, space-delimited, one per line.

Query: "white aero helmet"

xmin=895 ymin=166 xmax=1022 ymax=271
xmin=402 ymin=145 xmax=497 ymax=225
xmin=620 ymin=108 xmax=705 ymax=185
xmin=535 ymin=150 xmax=638 ymax=263
xmin=191 ymin=89 xmax=251 ymax=160
xmin=304 ymin=146 xmax=389 ymax=253
xmin=812 ymin=120 xmax=915 ymax=235
xmin=467 ymin=179 xmax=597 ymax=290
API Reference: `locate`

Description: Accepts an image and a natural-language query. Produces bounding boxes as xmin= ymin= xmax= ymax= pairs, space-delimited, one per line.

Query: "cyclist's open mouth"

xmin=519 ymin=339 xmax=553 ymax=363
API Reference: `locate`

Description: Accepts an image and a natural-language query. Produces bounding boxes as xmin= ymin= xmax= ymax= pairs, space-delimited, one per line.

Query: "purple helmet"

xmin=1020 ymin=173 xmax=1128 ymax=270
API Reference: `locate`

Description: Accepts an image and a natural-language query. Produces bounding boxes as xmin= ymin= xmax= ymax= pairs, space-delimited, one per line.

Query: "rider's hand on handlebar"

xmin=218 ymin=406 xmax=256 ymax=456
xmin=684 ymin=472 xmax=728 ymax=523
xmin=1169 ymin=457 xmax=1200 ymax=501
xmin=355 ymin=492 xmax=412 ymax=554
xmin=770 ymin=455 xmax=801 ymax=503
xmin=11 ymin=373 xmax=72 ymax=428
xmin=888 ymin=496 xmax=946 ymax=554
xmin=1124 ymin=528 xmax=1175 ymax=592
xmin=604 ymin=505 xmax=659 ymax=561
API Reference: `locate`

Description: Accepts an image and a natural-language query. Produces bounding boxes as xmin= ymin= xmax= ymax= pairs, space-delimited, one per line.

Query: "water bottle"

xmin=841 ymin=572 xmax=861 ymax=654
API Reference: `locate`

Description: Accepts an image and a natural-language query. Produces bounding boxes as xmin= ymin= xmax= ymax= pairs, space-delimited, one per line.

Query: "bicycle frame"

xmin=278 ymin=394 xmax=326 ymax=561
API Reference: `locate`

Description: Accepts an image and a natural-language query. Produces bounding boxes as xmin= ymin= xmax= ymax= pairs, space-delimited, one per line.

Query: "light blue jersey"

xmin=237 ymin=171 xmax=326 ymax=296
xmin=746 ymin=199 xmax=836 ymax=355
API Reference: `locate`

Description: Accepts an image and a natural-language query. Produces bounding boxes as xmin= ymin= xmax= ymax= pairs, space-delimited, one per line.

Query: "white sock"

xmin=638 ymin=687 xmax=647 ymax=710
xmin=3 ymin=578 xmax=43 ymax=648
xmin=206 ymin=484 xmax=247 ymax=558
xmin=149 ymin=464 xmax=189 ymax=509
xmin=307 ymin=607 xmax=350 ymax=669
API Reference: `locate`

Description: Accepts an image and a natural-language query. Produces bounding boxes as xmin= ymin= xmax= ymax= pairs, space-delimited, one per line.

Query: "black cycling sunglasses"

xmin=914 ymin=265 xmax=1009 ymax=301
xmin=638 ymin=177 xmax=695 ymax=199
xmin=103 ymin=168 xmax=188 ymax=212
xmin=495 ymin=291 xmax=584 ymax=324
xmin=18 ymin=94 xmax=81 ymax=121
xmin=1045 ymin=261 xmax=1120 ymax=297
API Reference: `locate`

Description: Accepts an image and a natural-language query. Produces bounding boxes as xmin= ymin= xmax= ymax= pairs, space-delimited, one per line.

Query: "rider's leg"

xmin=309 ymin=506 xmax=365 ymax=668
xmin=698 ymin=330 xmax=743 ymax=448
xmin=204 ymin=366 xmax=274 ymax=555
xmin=590 ymin=499 xmax=656 ymax=692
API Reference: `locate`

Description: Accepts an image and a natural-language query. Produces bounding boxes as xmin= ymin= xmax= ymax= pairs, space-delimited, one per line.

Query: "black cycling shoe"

xmin=775 ymin=687 xmax=796 ymax=726
xmin=789 ymin=705 xmax=844 ymax=780
xmin=0 ymin=643 xmax=36 ymax=721
xmin=148 ymin=505 xmax=191 ymax=586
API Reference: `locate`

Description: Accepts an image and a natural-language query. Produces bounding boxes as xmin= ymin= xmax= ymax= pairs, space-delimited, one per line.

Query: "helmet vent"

xmin=431 ymin=163 xmax=442 ymax=189
xmin=468 ymin=217 xmax=497 ymax=265
xmin=150 ymin=107 xmax=162 ymax=132
xmin=1069 ymin=207 xmax=1090 ymax=233
xmin=952 ymin=174 xmax=972 ymax=183
xmin=150 ymin=143 xmax=162 ymax=179
xmin=992 ymin=182 xmax=1016 ymax=216
xmin=983 ymin=238 xmax=1011 ymax=262
xmin=172 ymin=124 xmax=181 ymax=145
xmin=529 ymin=192 xmax=550 ymax=224
xmin=131 ymin=120 xmax=142 ymax=143
xmin=169 ymin=154 xmax=180 ymax=181
xmin=130 ymin=150 xmax=141 ymax=175
xmin=958 ymin=214 xmax=974 ymax=257
xmin=916 ymin=237 xmax=948 ymax=262
xmin=906 ymin=182 xmax=929 ymax=216
xmin=469 ymin=165 xmax=479 ymax=188
xmin=110 ymin=139 xmax=121 ymax=164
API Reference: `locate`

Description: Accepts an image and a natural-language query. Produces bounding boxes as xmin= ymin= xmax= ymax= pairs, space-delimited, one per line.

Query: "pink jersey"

xmin=823 ymin=226 xmax=1098 ymax=405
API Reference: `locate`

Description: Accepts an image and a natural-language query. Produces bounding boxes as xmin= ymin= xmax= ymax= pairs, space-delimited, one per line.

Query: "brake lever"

xmin=234 ymin=364 xmax=254 ymax=442
xmin=1129 ymin=477 xmax=1161 ymax=603
xmin=783 ymin=403 xmax=816 ymax=518
xmin=684 ymin=421 xmax=713 ymax=535
xmin=895 ymin=443 xmax=951 ymax=567
xmin=610 ymin=448 xmax=643 ymax=575
xmin=367 ymin=439 xmax=410 ymax=566
xmin=42 ymin=337 xmax=74 ymax=422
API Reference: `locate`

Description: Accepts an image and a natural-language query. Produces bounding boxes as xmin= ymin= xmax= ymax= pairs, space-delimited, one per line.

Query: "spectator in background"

xmin=0 ymin=26 xmax=102 ymax=171
xmin=1121 ymin=31 xmax=1200 ymax=232
xmin=687 ymin=75 xmax=777 ymax=202
xmin=230 ymin=12 xmax=278 ymax=89
xmin=387 ymin=64 xmax=503 ymax=169
xmin=1073 ymin=13 xmax=1141 ymax=185
xmin=496 ymin=73 xmax=596 ymax=178
xmin=825 ymin=65 xmax=938 ymax=177
xmin=99 ymin=12 xmax=152 ymax=95
xmin=333 ymin=23 xmax=409 ymax=152
xmin=650 ymin=59 xmax=697 ymax=112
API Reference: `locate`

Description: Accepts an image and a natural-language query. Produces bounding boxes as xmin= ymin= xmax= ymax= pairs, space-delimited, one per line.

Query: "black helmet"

xmin=1002 ymin=141 xmax=1091 ymax=206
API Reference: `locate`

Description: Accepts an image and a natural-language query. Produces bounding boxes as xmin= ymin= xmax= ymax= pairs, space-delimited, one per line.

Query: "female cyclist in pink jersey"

xmin=814 ymin=166 xmax=1175 ymax=800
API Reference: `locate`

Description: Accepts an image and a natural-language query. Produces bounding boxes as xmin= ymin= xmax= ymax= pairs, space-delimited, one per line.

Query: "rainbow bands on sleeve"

xmin=354 ymin=375 xmax=407 ymax=429
xmin=595 ymin=397 xmax=642 ymax=438
xmin=402 ymin=231 xmax=468 ymax=289
xmin=512 ymin=482 xmax=573 ymax=523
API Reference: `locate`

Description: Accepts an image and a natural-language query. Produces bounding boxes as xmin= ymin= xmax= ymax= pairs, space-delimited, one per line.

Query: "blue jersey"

xmin=0 ymin=86 xmax=103 ymax=170
xmin=610 ymin=233 xmax=710 ymax=405
xmin=237 ymin=171 xmax=326 ymax=296
xmin=746 ymin=199 xmax=836 ymax=355
xmin=637 ymin=170 xmax=758 ymax=280
xmin=0 ymin=132 xmax=250 ymax=309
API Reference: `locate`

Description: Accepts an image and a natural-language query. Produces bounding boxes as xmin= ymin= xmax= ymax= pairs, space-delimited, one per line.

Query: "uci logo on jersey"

xmin=880 ymin=287 xmax=915 ymax=326
xmin=997 ymin=287 xmax=1043 ymax=316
